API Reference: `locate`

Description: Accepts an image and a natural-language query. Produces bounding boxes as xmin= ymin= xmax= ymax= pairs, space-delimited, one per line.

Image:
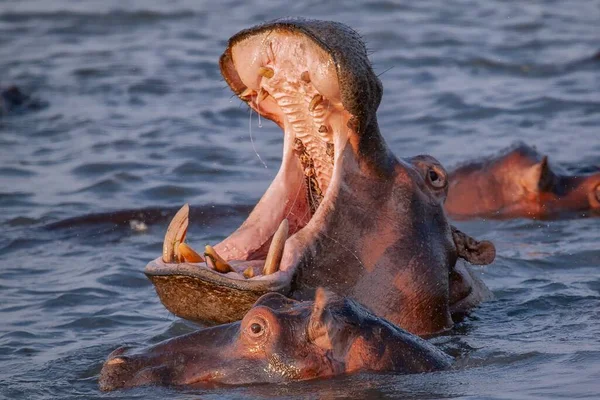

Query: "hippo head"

xmin=145 ymin=18 xmax=495 ymax=336
xmin=98 ymin=289 xmax=451 ymax=391
xmin=446 ymin=143 xmax=600 ymax=219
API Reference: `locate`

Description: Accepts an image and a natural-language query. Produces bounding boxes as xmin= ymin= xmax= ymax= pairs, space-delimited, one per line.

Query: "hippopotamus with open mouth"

xmin=99 ymin=288 xmax=452 ymax=391
xmin=145 ymin=18 xmax=496 ymax=337
xmin=445 ymin=142 xmax=600 ymax=220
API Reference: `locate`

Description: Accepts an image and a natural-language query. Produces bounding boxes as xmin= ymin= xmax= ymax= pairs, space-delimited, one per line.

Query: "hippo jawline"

xmin=144 ymin=19 xmax=392 ymax=324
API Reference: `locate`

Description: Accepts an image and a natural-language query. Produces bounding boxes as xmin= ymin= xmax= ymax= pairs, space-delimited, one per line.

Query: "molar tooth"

xmin=204 ymin=245 xmax=233 ymax=273
xmin=300 ymin=71 xmax=311 ymax=83
xmin=258 ymin=66 xmax=274 ymax=79
xmin=256 ymin=88 xmax=269 ymax=103
xmin=243 ymin=267 xmax=255 ymax=279
xmin=162 ymin=204 xmax=189 ymax=263
xmin=309 ymin=94 xmax=323 ymax=112
xmin=263 ymin=219 xmax=289 ymax=276
xmin=178 ymin=243 xmax=204 ymax=263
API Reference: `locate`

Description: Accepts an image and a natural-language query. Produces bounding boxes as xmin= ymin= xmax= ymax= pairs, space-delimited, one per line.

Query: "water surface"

xmin=1 ymin=1 xmax=599 ymax=399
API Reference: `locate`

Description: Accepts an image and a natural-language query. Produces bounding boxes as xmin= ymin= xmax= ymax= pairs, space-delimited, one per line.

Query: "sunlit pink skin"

xmin=98 ymin=291 xmax=452 ymax=391
xmin=445 ymin=143 xmax=600 ymax=220
xmin=146 ymin=19 xmax=496 ymax=337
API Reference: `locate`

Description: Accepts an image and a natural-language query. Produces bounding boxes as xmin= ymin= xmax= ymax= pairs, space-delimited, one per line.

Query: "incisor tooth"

xmin=258 ymin=66 xmax=274 ymax=79
xmin=204 ymin=245 xmax=233 ymax=273
xmin=178 ymin=243 xmax=204 ymax=263
xmin=162 ymin=204 xmax=189 ymax=263
xmin=263 ymin=219 xmax=289 ymax=275
xmin=309 ymin=94 xmax=323 ymax=112
xmin=240 ymin=87 xmax=254 ymax=100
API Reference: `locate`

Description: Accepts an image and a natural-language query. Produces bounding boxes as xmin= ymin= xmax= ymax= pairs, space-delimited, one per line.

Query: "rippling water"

xmin=1 ymin=1 xmax=599 ymax=399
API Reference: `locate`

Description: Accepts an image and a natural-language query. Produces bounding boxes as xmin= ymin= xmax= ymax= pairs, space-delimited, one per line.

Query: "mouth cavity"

xmin=144 ymin=19 xmax=382 ymax=324
xmin=148 ymin=43 xmax=350 ymax=282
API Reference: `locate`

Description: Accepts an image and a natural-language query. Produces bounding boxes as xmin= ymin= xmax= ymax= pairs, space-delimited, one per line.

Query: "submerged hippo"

xmin=0 ymin=85 xmax=42 ymax=115
xmin=145 ymin=18 xmax=496 ymax=337
xmin=445 ymin=143 xmax=600 ymax=220
xmin=99 ymin=289 xmax=452 ymax=391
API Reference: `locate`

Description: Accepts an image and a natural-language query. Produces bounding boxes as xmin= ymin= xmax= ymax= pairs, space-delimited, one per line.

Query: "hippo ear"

xmin=452 ymin=227 xmax=496 ymax=265
xmin=307 ymin=288 xmax=335 ymax=350
xmin=522 ymin=156 xmax=555 ymax=193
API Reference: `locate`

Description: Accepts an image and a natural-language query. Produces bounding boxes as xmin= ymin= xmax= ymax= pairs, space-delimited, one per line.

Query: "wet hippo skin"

xmin=445 ymin=142 xmax=600 ymax=220
xmin=145 ymin=18 xmax=497 ymax=337
xmin=99 ymin=289 xmax=452 ymax=391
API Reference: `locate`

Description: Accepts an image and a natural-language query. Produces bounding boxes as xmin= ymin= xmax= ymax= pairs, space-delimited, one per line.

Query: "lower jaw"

xmin=145 ymin=149 xmax=342 ymax=325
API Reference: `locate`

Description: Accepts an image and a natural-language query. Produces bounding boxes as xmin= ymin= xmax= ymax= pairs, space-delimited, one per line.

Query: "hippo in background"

xmin=99 ymin=289 xmax=452 ymax=391
xmin=445 ymin=142 xmax=600 ymax=220
xmin=0 ymin=85 xmax=44 ymax=115
xmin=144 ymin=18 xmax=496 ymax=339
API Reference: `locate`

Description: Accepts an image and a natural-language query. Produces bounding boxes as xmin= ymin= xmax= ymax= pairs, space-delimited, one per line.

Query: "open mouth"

xmin=145 ymin=20 xmax=370 ymax=323
xmin=144 ymin=19 xmax=496 ymax=334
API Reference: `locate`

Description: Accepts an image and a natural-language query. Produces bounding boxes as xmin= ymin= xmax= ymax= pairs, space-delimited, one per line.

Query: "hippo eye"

xmin=427 ymin=167 xmax=447 ymax=189
xmin=594 ymin=184 xmax=600 ymax=203
xmin=251 ymin=323 xmax=262 ymax=334
xmin=246 ymin=317 xmax=268 ymax=339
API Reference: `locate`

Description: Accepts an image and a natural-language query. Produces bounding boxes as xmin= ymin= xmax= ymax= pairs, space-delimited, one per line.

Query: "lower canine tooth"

xmin=162 ymin=204 xmax=189 ymax=263
xmin=263 ymin=219 xmax=289 ymax=275
xmin=204 ymin=245 xmax=233 ymax=273
xmin=178 ymin=243 xmax=204 ymax=263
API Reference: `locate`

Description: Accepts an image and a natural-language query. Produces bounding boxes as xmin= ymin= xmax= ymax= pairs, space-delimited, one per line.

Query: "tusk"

xmin=178 ymin=243 xmax=204 ymax=263
xmin=204 ymin=245 xmax=233 ymax=273
xmin=263 ymin=219 xmax=288 ymax=275
xmin=162 ymin=204 xmax=189 ymax=263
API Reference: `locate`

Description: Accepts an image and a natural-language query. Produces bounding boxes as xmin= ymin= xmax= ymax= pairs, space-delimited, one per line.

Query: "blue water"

xmin=1 ymin=1 xmax=599 ymax=399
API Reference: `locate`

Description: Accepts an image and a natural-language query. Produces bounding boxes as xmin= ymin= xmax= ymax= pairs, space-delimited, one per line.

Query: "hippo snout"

xmin=99 ymin=346 xmax=167 ymax=391
xmin=99 ymin=347 xmax=138 ymax=391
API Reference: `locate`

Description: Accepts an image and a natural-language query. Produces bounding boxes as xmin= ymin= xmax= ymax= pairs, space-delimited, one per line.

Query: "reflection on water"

xmin=1 ymin=0 xmax=599 ymax=399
